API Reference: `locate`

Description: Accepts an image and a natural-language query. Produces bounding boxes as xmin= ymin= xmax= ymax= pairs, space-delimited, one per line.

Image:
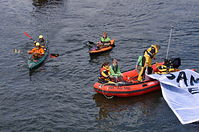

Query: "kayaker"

xmin=98 ymin=62 xmax=113 ymax=83
xmin=137 ymin=44 xmax=160 ymax=82
xmin=101 ymin=32 xmax=111 ymax=44
xmin=38 ymin=35 xmax=45 ymax=43
xmin=97 ymin=32 xmax=111 ymax=48
xmin=38 ymin=35 xmax=46 ymax=48
xmin=109 ymin=59 xmax=123 ymax=82
xmin=28 ymin=42 xmax=45 ymax=59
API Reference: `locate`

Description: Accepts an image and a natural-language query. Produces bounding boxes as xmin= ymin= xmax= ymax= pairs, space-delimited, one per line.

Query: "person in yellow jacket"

xmin=98 ymin=62 xmax=115 ymax=84
xmin=28 ymin=42 xmax=45 ymax=59
xmin=137 ymin=44 xmax=160 ymax=81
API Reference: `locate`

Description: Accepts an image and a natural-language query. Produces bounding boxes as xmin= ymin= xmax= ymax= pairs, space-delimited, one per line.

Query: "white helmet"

xmin=39 ymin=35 xmax=44 ymax=39
xmin=35 ymin=42 xmax=40 ymax=46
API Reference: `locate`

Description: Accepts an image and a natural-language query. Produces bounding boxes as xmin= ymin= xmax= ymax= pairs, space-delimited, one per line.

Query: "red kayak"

xmin=93 ymin=62 xmax=164 ymax=97
xmin=89 ymin=40 xmax=115 ymax=55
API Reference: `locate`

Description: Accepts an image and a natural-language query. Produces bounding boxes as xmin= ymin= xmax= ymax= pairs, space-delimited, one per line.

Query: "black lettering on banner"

xmin=176 ymin=71 xmax=188 ymax=87
xmin=190 ymin=75 xmax=199 ymax=86
xmin=166 ymin=74 xmax=176 ymax=80
xmin=188 ymin=87 xmax=199 ymax=94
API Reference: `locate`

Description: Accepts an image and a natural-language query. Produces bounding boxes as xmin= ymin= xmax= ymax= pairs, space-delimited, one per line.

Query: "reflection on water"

xmin=30 ymin=0 xmax=67 ymax=38
xmin=93 ymin=91 xmax=162 ymax=121
xmin=32 ymin=0 xmax=65 ymax=7
xmin=32 ymin=0 xmax=48 ymax=6
xmin=89 ymin=52 xmax=113 ymax=64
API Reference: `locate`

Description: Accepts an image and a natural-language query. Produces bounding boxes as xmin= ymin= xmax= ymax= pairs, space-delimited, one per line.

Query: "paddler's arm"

xmin=27 ymin=48 xmax=36 ymax=54
xmin=28 ymin=50 xmax=32 ymax=54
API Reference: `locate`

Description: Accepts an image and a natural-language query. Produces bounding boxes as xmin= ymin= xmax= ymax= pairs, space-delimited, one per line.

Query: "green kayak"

xmin=28 ymin=40 xmax=49 ymax=71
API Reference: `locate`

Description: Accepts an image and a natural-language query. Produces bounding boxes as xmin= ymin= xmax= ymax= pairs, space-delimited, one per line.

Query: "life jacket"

xmin=156 ymin=64 xmax=180 ymax=74
xmin=145 ymin=45 xmax=159 ymax=58
xmin=29 ymin=47 xmax=45 ymax=54
xmin=99 ymin=67 xmax=110 ymax=79
xmin=142 ymin=45 xmax=159 ymax=67
xmin=100 ymin=37 xmax=111 ymax=43
xmin=39 ymin=38 xmax=45 ymax=43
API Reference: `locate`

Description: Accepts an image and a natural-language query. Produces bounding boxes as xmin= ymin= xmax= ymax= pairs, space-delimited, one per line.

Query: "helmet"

xmin=39 ymin=35 xmax=44 ymax=39
xmin=35 ymin=42 xmax=40 ymax=46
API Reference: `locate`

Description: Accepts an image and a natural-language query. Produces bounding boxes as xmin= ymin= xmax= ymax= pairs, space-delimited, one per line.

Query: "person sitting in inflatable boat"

xmin=98 ymin=62 xmax=114 ymax=84
xmin=109 ymin=59 xmax=123 ymax=82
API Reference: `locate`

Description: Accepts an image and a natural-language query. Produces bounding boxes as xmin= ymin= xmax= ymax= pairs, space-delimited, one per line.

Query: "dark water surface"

xmin=0 ymin=0 xmax=199 ymax=131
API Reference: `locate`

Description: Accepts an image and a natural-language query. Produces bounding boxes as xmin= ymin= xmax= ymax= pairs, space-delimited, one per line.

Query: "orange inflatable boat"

xmin=89 ymin=40 xmax=115 ymax=55
xmin=93 ymin=63 xmax=163 ymax=97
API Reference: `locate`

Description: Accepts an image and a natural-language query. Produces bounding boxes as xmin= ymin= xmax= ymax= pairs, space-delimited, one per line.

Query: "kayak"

xmin=93 ymin=62 xmax=163 ymax=97
xmin=28 ymin=40 xmax=49 ymax=71
xmin=89 ymin=40 xmax=115 ymax=55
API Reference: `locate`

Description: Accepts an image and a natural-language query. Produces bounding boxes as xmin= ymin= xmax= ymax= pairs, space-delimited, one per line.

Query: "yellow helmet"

xmin=39 ymin=35 xmax=44 ymax=39
xmin=35 ymin=42 xmax=40 ymax=46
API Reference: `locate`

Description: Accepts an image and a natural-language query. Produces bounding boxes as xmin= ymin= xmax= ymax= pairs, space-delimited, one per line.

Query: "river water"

xmin=0 ymin=0 xmax=199 ymax=131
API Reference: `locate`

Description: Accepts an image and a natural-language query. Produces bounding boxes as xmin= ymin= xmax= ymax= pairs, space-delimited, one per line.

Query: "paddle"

xmin=50 ymin=53 xmax=59 ymax=58
xmin=88 ymin=41 xmax=95 ymax=44
xmin=22 ymin=32 xmax=60 ymax=58
xmin=86 ymin=41 xmax=96 ymax=47
xmin=13 ymin=49 xmax=21 ymax=54
xmin=23 ymin=32 xmax=34 ymax=41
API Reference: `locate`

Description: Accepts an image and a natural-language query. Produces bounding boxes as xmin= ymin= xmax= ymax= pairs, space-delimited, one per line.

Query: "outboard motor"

xmin=164 ymin=57 xmax=181 ymax=68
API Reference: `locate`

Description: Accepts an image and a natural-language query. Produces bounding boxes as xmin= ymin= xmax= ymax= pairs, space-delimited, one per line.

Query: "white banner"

xmin=148 ymin=69 xmax=199 ymax=124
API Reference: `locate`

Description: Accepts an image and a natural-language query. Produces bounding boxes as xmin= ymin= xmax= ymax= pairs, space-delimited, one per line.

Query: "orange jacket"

xmin=28 ymin=47 xmax=45 ymax=54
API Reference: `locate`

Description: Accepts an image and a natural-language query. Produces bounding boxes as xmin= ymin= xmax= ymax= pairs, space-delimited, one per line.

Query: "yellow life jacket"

xmin=156 ymin=65 xmax=180 ymax=74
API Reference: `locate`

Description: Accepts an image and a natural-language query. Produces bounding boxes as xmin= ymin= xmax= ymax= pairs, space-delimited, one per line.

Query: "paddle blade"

xmin=50 ymin=54 xmax=59 ymax=58
xmin=23 ymin=32 xmax=33 ymax=40
xmin=88 ymin=41 xmax=95 ymax=44
xmin=13 ymin=49 xmax=21 ymax=53
xmin=87 ymin=41 xmax=96 ymax=48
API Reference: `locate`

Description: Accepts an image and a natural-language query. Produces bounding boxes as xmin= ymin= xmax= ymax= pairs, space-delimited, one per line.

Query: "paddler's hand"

xmin=109 ymin=75 xmax=113 ymax=78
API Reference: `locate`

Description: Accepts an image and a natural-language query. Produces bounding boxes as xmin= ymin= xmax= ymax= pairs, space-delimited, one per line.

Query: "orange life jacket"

xmin=29 ymin=47 xmax=45 ymax=54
